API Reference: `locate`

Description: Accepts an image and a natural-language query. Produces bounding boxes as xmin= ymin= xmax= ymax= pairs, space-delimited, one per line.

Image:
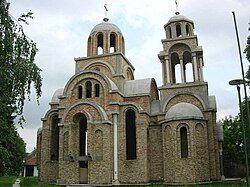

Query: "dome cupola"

xmin=87 ymin=18 xmax=125 ymax=57
xmin=164 ymin=12 xmax=194 ymax=39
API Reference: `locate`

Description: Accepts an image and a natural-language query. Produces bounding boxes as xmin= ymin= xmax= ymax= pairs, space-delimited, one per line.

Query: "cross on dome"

xmin=103 ymin=4 xmax=109 ymax=22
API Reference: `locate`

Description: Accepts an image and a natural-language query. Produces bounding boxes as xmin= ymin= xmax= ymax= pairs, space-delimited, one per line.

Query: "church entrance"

xmin=78 ymin=114 xmax=88 ymax=184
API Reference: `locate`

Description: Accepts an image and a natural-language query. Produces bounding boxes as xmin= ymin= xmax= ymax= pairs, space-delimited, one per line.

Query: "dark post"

xmin=237 ymin=85 xmax=249 ymax=186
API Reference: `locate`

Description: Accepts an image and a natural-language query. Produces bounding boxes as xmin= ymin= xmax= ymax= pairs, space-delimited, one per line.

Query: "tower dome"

xmin=164 ymin=12 xmax=194 ymax=39
xmin=87 ymin=20 xmax=125 ymax=57
xmin=166 ymin=12 xmax=193 ymax=26
xmin=90 ymin=22 xmax=122 ymax=35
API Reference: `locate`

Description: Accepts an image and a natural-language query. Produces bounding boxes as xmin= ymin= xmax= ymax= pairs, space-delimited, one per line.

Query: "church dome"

xmin=165 ymin=102 xmax=203 ymax=120
xmin=90 ymin=22 xmax=122 ymax=35
xmin=165 ymin=12 xmax=193 ymax=27
xmin=87 ymin=19 xmax=125 ymax=57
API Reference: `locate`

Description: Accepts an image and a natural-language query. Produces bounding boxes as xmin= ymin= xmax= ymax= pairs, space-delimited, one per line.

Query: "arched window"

xmin=110 ymin=33 xmax=117 ymax=53
xmin=86 ymin=81 xmax=92 ymax=98
xmin=50 ymin=115 xmax=59 ymax=161
xmin=125 ymin=109 xmax=136 ymax=160
xmin=78 ymin=85 xmax=82 ymax=99
xmin=168 ymin=26 xmax=172 ymax=38
xmin=176 ymin=24 xmax=182 ymax=37
xmin=95 ymin=84 xmax=100 ymax=97
xmin=186 ymin=24 xmax=191 ymax=36
xmin=180 ymin=126 xmax=188 ymax=158
xmin=183 ymin=51 xmax=193 ymax=82
xmin=171 ymin=53 xmax=180 ymax=83
xmin=97 ymin=33 xmax=103 ymax=55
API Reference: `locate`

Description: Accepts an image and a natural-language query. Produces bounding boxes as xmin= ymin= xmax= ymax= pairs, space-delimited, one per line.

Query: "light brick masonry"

xmin=37 ymin=13 xmax=223 ymax=185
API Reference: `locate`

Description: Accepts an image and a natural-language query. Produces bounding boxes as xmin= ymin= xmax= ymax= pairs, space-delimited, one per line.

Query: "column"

xmin=165 ymin=58 xmax=171 ymax=84
xmin=199 ymin=57 xmax=204 ymax=82
xmin=161 ymin=60 xmax=166 ymax=85
xmin=113 ymin=113 xmax=119 ymax=184
xmin=180 ymin=59 xmax=185 ymax=83
xmin=192 ymin=54 xmax=199 ymax=82
xmin=181 ymin=22 xmax=187 ymax=37
xmin=171 ymin=25 xmax=177 ymax=38
xmin=85 ymin=132 xmax=88 ymax=155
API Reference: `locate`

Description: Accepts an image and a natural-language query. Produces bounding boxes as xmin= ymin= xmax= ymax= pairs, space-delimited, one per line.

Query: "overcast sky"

xmin=8 ymin=0 xmax=250 ymax=152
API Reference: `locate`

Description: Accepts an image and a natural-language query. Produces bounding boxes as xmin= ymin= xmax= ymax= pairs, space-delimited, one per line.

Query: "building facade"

xmin=37 ymin=12 xmax=223 ymax=185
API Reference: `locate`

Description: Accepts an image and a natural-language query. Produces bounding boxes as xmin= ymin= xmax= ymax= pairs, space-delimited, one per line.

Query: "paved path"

xmin=12 ymin=178 xmax=21 ymax=187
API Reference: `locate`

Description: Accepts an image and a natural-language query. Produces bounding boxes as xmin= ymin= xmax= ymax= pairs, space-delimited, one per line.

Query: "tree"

xmin=223 ymin=116 xmax=244 ymax=165
xmin=244 ymin=23 xmax=250 ymax=80
xmin=0 ymin=0 xmax=42 ymax=176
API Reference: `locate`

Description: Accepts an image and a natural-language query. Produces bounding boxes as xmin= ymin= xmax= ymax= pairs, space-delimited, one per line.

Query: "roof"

xmin=165 ymin=102 xmax=204 ymax=120
xmin=165 ymin=13 xmax=193 ymax=27
xmin=51 ymin=88 xmax=64 ymax=103
xmin=90 ymin=22 xmax=122 ymax=35
xmin=124 ymin=78 xmax=153 ymax=97
xmin=24 ymin=150 xmax=36 ymax=166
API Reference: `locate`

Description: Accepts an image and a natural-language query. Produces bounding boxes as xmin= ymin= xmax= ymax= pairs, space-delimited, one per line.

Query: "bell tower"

xmin=158 ymin=12 xmax=204 ymax=85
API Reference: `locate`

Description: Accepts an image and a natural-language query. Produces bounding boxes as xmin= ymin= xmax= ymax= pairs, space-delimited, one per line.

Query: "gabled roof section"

xmin=124 ymin=78 xmax=155 ymax=97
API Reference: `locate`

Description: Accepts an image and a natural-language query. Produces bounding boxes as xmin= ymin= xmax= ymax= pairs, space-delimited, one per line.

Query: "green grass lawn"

xmin=0 ymin=176 xmax=17 ymax=187
xmin=17 ymin=177 xmax=247 ymax=187
xmin=20 ymin=176 xmax=57 ymax=187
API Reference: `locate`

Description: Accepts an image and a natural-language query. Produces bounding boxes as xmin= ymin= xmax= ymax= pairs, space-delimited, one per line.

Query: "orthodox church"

xmin=37 ymin=10 xmax=223 ymax=185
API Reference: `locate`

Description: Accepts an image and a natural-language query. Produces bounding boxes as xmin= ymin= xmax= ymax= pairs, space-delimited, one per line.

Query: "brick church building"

xmin=37 ymin=11 xmax=223 ymax=185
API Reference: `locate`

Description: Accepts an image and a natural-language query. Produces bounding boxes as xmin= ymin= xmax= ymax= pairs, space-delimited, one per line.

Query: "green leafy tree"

xmin=244 ymin=24 xmax=250 ymax=79
xmin=0 ymin=0 xmax=42 ymax=176
xmin=223 ymin=116 xmax=245 ymax=167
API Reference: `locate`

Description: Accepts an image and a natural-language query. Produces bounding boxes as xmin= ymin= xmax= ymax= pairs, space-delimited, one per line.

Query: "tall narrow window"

xmin=78 ymin=85 xmax=82 ymax=99
xmin=180 ymin=126 xmax=188 ymax=158
xmin=110 ymin=33 xmax=116 ymax=53
xmin=126 ymin=109 xmax=136 ymax=160
xmin=86 ymin=81 xmax=92 ymax=98
xmin=176 ymin=24 xmax=182 ymax=37
xmin=94 ymin=84 xmax=100 ymax=97
xmin=78 ymin=114 xmax=88 ymax=168
xmin=97 ymin=33 xmax=103 ymax=55
xmin=50 ymin=115 xmax=59 ymax=161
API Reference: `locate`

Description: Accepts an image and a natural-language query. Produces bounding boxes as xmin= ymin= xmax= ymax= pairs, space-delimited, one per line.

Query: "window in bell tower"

xmin=87 ymin=36 xmax=91 ymax=56
xmin=183 ymin=51 xmax=193 ymax=82
xmin=176 ymin=24 xmax=182 ymax=37
xmin=110 ymin=33 xmax=117 ymax=53
xmin=171 ymin=53 xmax=181 ymax=83
xmin=97 ymin=33 xmax=104 ymax=55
